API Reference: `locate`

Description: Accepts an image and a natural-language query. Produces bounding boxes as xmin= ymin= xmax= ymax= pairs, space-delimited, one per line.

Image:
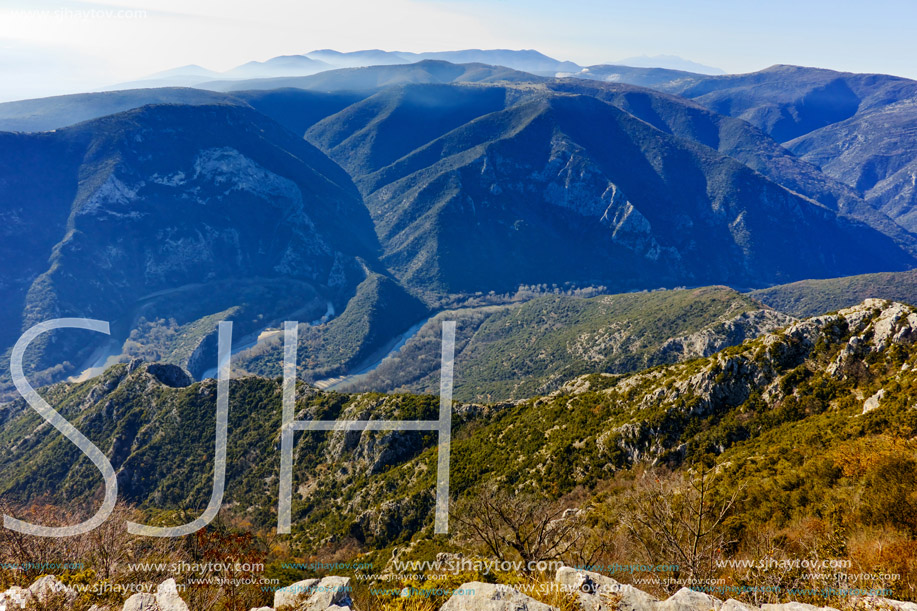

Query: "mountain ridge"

xmin=0 ymin=103 xmax=383 ymax=393
xmin=331 ymin=90 xmax=915 ymax=294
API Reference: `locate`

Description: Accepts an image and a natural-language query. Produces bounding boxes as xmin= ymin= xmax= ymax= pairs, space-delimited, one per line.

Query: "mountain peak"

xmin=610 ymin=54 xmax=724 ymax=75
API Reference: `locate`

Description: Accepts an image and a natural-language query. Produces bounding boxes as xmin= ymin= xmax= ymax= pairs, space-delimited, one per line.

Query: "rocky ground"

xmin=4 ymin=568 xmax=916 ymax=611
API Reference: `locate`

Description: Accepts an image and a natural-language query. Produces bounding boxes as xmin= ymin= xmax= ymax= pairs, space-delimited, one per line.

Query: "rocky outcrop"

xmin=156 ymin=579 xmax=190 ymax=611
xmin=827 ymin=299 xmax=917 ymax=379
xmin=28 ymin=574 xmax=78 ymax=603
xmin=273 ymin=575 xmax=352 ymax=611
xmin=658 ymin=588 xmax=723 ymax=611
xmin=572 ymin=299 xmax=917 ymax=463
xmin=761 ymin=603 xmax=839 ymax=611
xmin=323 ymin=399 xmax=427 ymax=475
xmin=123 ymin=594 xmax=161 ymax=611
xmin=851 ymin=596 xmax=917 ymax=611
xmin=556 ymin=566 xmax=658 ymax=611
xmin=722 ymin=601 xmax=759 ymax=611
xmin=658 ymin=309 xmax=796 ymax=362
xmin=862 ymin=388 xmax=886 ymax=414
xmin=0 ymin=585 xmax=31 ymax=609
xmin=120 ymin=579 xmax=189 ymax=611
xmin=0 ymin=575 xmax=78 ymax=608
xmin=349 ymin=492 xmax=433 ymax=544
xmin=439 ymin=582 xmax=556 ymax=611
xmin=437 ymin=568 xmax=917 ymax=611
xmin=146 ymin=363 xmax=193 ymax=388
xmin=554 ymin=568 xmax=740 ymax=611
xmin=6 ymin=571 xmax=912 ymax=611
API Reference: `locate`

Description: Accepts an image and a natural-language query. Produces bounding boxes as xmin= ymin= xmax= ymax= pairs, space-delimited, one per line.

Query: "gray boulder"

xmin=274 ymin=578 xmax=319 ymax=610
xmin=555 ymin=567 xmax=658 ymax=611
xmin=123 ymin=593 xmax=161 ymax=611
xmin=851 ymin=597 xmax=917 ymax=611
xmin=28 ymin=574 xmax=78 ymax=603
xmin=156 ymin=579 xmax=189 ymax=611
xmin=0 ymin=585 xmax=32 ymax=609
xmin=721 ymin=600 xmax=760 ymax=611
xmin=274 ymin=576 xmax=352 ymax=611
xmin=439 ymin=582 xmax=556 ymax=611
xmin=862 ymin=388 xmax=886 ymax=414
xmin=657 ymin=588 xmax=722 ymax=611
xmin=762 ymin=604 xmax=839 ymax=611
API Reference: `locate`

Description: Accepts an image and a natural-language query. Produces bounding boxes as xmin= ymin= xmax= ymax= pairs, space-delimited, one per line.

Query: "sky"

xmin=1 ymin=0 xmax=916 ymax=102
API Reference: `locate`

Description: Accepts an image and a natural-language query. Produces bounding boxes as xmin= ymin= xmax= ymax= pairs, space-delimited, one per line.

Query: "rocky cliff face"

xmin=0 ymin=104 xmax=380 ymax=390
xmin=561 ymin=298 xmax=917 ymax=464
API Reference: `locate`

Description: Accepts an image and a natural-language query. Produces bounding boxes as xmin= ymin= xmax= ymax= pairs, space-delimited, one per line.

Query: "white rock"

xmin=870 ymin=303 xmax=910 ymax=349
xmin=762 ymin=603 xmax=838 ymax=611
xmin=310 ymin=577 xmax=352 ymax=610
xmin=722 ymin=600 xmax=759 ymax=611
xmin=556 ymin=567 xmax=658 ymax=611
xmin=657 ymin=587 xmax=722 ymax=611
xmin=0 ymin=585 xmax=33 ymax=610
xmin=122 ymin=593 xmax=161 ymax=611
xmin=27 ymin=574 xmax=78 ymax=603
xmin=156 ymin=578 xmax=189 ymax=611
xmin=274 ymin=579 xmax=318 ymax=609
xmin=439 ymin=582 xmax=556 ymax=611
xmin=834 ymin=305 xmax=873 ymax=335
xmin=862 ymin=388 xmax=886 ymax=414
xmin=851 ymin=596 xmax=917 ymax=611
xmin=250 ymin=608 xmax=274 ymax=611
xmin=273 ymin=576 xmax=352 ymax=611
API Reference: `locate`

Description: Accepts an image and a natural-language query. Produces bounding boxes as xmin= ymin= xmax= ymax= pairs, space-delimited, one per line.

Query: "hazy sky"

xmin=1 ymin=0 xmax=916 ymax=101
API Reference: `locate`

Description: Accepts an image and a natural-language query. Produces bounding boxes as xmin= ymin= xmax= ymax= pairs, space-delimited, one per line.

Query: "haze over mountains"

xmin=110 ymin=49 xmax=582 ymax=90
xmin=120 ymin=49 xmax=720 ymax=88
xmin=3 ymin=49 xmax=917 ymax=394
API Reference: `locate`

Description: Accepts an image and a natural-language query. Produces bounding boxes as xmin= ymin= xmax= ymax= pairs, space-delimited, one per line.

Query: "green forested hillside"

xmin=751 ymin=269 xmax=917 ymax=316
xmin=343 ymin=286 xmax=791 ymax=401
xmin=2 ymin=299 xmax=917 ymax=603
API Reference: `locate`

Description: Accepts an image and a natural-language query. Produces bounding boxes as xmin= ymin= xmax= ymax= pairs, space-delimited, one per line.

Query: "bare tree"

xmin=618 ymin=462 xmax=742 ymax=588
xmin=729 ymin=524 xmax=803 ymax=606
xmin=452 ymin=483 xmax=590 ymax=571
xmin=0 ymin=500 xmax=90 ymax=583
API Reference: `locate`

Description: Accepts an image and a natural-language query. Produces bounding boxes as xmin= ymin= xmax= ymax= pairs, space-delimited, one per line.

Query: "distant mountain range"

xmin=110 ymin=49 xmax=580 ymax=90
xmin=317 ymin=84 xmax=911 ymax=295
xmin=110 ymin=49 xmax=715 ymax=90
xmin=3 ymin=55 xmax=917 ymax=393
xmin=571 ymin=64 xmax=917 ymax=234
xmin=609 ymin=54 xmax=725 ymax=75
